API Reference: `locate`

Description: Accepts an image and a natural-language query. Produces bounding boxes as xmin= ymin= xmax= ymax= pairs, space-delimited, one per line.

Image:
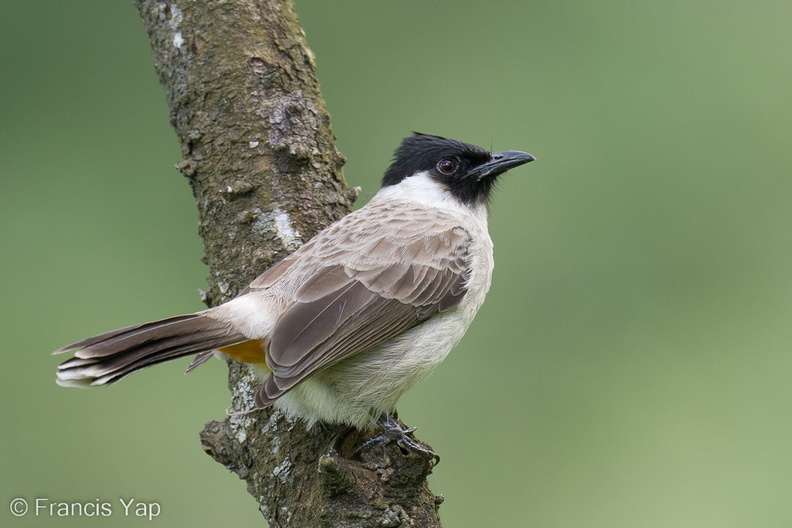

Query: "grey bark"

xmin=133 ymin=0 xmax=443 ymax=526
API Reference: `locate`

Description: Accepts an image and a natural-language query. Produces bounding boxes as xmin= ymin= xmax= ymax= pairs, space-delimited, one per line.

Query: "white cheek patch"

xmin=375 ymin=171 xmax=490 ymax=225
xmin=378 ymin=172 xmax=465 ymax=212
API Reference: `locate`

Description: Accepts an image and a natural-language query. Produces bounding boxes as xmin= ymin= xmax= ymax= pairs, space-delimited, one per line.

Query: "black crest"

xmin=381 ymin=132 xmax=534 ymax=205
xmin=382 ymin=133 xmax=490 ymax=186
xmin=382 ymin=133 xmax=502 ymax=205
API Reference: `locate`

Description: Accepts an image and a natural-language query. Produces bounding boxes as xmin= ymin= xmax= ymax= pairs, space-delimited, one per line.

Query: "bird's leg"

xmin=358 ymin=412 xmax=439 ymax=464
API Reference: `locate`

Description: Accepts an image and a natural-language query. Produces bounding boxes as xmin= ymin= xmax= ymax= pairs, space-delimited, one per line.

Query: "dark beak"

xmin=471 ymin=150 xmax=536 ymax=181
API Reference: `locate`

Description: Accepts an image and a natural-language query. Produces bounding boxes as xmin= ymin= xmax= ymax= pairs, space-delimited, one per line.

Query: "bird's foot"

xmin=358 ymin=413 xmax=439 ymax=465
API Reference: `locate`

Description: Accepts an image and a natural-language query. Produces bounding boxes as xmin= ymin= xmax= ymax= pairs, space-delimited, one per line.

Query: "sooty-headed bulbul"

xmin=54 ymin=133 xmax=535 ymax=433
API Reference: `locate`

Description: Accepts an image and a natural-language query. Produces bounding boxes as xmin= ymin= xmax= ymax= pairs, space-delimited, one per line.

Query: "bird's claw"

xmin=358 ymin=413 xmax=440 ymax=465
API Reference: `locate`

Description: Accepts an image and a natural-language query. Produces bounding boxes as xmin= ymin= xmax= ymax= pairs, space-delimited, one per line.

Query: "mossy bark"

xmin=133 ymin=0 xmax=442 ymax=525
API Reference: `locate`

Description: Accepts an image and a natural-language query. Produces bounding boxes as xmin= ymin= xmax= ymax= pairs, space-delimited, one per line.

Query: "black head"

xmin=382 ymin=133 xmax=535 ymax=205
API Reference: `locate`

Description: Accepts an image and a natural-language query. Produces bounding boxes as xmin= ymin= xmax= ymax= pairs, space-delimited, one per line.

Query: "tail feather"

xmin=185 ymin=351 xmax=215 ymax=373
xmin=54 ymin=313 xmax=246 ymax=387
xmin=55 ymin=314 xmax=209 ymax=357
xmin=90 ymin=332 xmax=239 ymax=384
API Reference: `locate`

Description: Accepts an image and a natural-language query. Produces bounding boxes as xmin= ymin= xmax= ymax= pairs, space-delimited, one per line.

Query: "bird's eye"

xmin=436 ymin=158 xmax=458 ymax=175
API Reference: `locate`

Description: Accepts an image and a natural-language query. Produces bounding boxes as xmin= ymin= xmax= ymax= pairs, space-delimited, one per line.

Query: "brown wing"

xmin=256 ymin=226 xmax=471 ymax=405
xmin=239 ymin=257 xmax=297 ymax=294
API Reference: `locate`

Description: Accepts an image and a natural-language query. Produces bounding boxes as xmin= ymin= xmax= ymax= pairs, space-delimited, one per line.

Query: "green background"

xmin=2 ymin=1 xmax=792 ymax=526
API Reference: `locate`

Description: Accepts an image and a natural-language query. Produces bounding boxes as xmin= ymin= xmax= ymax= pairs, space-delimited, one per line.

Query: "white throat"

xmin=372 ymin=171 xmax=489 ymax=224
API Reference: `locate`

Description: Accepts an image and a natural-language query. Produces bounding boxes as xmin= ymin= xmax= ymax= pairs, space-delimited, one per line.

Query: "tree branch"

xmin=133 ymin=0 xmax=443 ymax=525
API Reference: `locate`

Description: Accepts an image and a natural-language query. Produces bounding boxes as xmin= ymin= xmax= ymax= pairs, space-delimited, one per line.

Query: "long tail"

xmin=54 ymin=313 xmax=246 ymax=387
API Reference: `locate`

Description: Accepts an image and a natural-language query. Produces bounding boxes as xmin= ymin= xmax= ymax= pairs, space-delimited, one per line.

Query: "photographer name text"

xmin=9 ymin=497 xmax=160 ymax=520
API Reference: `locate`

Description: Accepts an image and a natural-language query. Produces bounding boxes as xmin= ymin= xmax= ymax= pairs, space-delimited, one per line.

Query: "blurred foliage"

xmin=2 ymin=1 xmax=791 ymax=526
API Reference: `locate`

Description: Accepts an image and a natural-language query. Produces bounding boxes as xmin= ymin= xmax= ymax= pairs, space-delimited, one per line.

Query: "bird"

xmin=54 ymin=132 xmax=535 ymax=440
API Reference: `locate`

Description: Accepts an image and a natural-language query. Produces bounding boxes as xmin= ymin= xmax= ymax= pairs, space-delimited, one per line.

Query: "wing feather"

xmin=257 ymin=216 xmax=473 ymax=404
